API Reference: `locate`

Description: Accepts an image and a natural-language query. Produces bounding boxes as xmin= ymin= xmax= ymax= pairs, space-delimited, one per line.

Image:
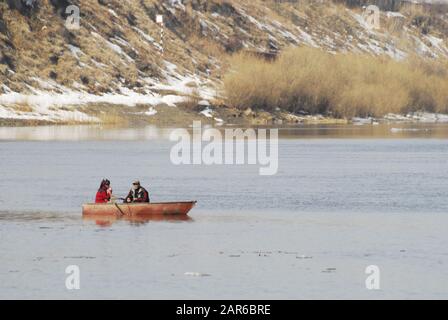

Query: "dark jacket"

xmin=125 ymin=187 xmax=150 ymax=203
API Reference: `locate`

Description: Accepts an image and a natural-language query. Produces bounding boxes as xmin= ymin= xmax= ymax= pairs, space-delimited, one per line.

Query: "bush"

xmin=223 ymin=47 xmax=448 ymax=118
xmin=6 ymin=0 xmax=39 ymax=16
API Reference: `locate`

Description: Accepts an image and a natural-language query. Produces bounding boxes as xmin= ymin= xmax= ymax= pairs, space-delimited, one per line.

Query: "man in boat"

xmin=125 ymin=180 xmax=150 ymax=203
xmin=95 ymin=179 xmax=113 ymax=203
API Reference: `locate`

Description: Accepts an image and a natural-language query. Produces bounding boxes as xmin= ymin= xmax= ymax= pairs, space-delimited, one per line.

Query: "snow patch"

xmin=91 ymin=32 xmax=134 ymax=62
xmin=145 ymin=107 xmax=158 ymax=116
xmin=67 ymin=44 xmax=84 ymax=60
xmin=296 ymin=27 xmax=318 ymax=47
xmin=387 ymin=12 xmax=405 ymax=18
xmin=200 ymin=107 xmax=213 ymax=118
xmin=200 ymin=107 xmax=224 ymax=123
xmin=0 ymin=79 xmax=188 ymax=122
xmin=108 ymin=9 xmax=119 ymax=18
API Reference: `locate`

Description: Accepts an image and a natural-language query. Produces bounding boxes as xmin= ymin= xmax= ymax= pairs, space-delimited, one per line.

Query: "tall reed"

xmin=223 ymin=47 xmax=448 ymax=118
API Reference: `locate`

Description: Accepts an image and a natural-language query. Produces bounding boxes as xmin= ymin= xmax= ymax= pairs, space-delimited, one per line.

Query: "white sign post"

xmin=156 ymin=15 xmax=164 ymax=55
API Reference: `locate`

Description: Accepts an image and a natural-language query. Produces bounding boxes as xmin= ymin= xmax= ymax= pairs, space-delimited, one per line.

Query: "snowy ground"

xmin=0 ymin=61 xmax=216 ymax=123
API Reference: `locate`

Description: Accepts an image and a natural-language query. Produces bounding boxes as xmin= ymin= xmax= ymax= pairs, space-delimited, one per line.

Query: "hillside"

xmin=1 ymin=0 xmax=448 ymax=125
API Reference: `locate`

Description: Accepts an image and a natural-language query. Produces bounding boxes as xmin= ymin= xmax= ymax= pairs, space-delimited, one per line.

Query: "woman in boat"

xmin=125 ymin=180 xmax=150 ymax=203
xmin=95 ymin=179 xmax=113 ymax=203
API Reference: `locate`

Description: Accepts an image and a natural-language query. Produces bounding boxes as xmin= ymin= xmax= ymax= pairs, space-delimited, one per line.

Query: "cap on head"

xmin=133 ymin=180 xmax=140 ymax=185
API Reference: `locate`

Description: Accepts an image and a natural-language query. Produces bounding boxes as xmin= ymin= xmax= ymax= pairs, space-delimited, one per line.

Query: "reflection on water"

xmin=0 ymin=211 xmax=192 ymax=226
xmin=278 ymin=123 xmax=448 ymax=139
xmin=0 ymin=211 xmax=78 ymax=222
xmin=1 ymin=123 xmax=448 ymax=140
xmin=83 ymin=214 xmax=193 ymax=226
xmin=0 ymin=125 xmax=171 ymax=141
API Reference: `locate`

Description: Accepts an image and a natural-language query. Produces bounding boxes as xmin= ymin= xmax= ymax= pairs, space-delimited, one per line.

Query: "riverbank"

xmin=0 ymin=102 xmax=346 ymax=127
xmin=2 ymin=102 xmax=448 ymax=128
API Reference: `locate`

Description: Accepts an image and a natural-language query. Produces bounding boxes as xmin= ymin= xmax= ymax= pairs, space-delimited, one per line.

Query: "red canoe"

xmin=82 ymin=201 xmax=197 ymax=217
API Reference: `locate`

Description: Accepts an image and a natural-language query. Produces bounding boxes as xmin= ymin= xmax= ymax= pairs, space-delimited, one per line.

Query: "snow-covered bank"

xmin=0 ymin=89 xmax=186 ymax=122
xmin=0 ymin=62 xmax=216 ymax=123
xmin=353 ymin=112 xmax=448 ymax=125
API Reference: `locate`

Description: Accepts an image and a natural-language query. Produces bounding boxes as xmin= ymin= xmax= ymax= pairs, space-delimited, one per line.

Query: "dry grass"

xmin=2 ymin=0 xmax=448 ymax=119
xmin=10 ymin=103 xmax=33 ymax=113
xmin=188 ymin=34 xmax=227 ymax=59
xmin=223 ymin=47 xmax=448 ymax=118
xmin=178 ymin=87 xmax=202 ymax=110
xmin=97 ymin=110 xmax=129 ymax=126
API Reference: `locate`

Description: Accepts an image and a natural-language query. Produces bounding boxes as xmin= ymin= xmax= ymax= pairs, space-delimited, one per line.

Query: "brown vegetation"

xmin=223 ymin=47 xmax=448 ymax=118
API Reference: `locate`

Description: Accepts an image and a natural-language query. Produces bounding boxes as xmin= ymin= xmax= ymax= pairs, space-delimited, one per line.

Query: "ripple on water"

xmin=0 ymin=211 xmax=79 ymax=223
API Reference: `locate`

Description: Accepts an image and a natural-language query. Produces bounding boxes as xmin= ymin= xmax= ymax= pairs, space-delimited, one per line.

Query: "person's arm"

xmin=140 ymin=189 xmax=150 ymax=203
xmin=144 ymin=189 xmax=150 ymax=203
xmin=125 ymin=190 xmax=133 ymax=203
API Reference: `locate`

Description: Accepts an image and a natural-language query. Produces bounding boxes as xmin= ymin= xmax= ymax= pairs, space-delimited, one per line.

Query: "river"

xmin=0 ymin=124 xmax=447 ymax=299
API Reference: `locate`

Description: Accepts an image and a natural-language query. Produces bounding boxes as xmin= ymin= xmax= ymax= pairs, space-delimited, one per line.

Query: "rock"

xmin=49 ymin=55 xmax=59 ymax=65
xmin=255 ymin=111 xmax=273 ymax=123
xmin=0 ymin=19 xmax=7 ymax=35
xmin=274 ymin=118 xmax=283 ymax=125
xmin=243 ymin=108 xmax=253 ymax=116
xmin=0 ymin=54 xmax=15 ymax=71
xmin=7 ymin=0 xmax=39 ymax=15
xmin=126 ymin=12 xmax=137 ymax=26
xmin=80 ymin=75 xmax=90 ymax=85
xmin=352 ymin=117 xmax=373 ymax=125
xmin=384 ymin=113 xmax=409 ymax=122
xmin=198 ymin=100 xmax=210 ymax=106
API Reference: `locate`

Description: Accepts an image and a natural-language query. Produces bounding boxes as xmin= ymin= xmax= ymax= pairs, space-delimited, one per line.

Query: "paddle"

xmin=112 ymin=197 xmax=129 ymax=216
xmin=114 ymin=203 xmax=126 ymax=216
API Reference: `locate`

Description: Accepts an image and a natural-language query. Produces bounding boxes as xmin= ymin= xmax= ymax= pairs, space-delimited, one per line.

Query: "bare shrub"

xmin=223 ymin=46 xmax=448 ymax=118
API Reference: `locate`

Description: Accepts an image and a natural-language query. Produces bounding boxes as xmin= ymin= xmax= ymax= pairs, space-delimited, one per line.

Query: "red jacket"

xmin=95 ymin=189 xmax=110 ymax=203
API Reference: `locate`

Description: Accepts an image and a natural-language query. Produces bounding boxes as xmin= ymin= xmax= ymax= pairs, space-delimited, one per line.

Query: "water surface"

xmin=0 ymin=124 xmax=447 ymax=299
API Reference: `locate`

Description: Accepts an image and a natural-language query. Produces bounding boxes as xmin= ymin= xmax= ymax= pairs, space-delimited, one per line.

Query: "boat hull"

xmin=82 ymin=201 xmax=196 ymax=217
